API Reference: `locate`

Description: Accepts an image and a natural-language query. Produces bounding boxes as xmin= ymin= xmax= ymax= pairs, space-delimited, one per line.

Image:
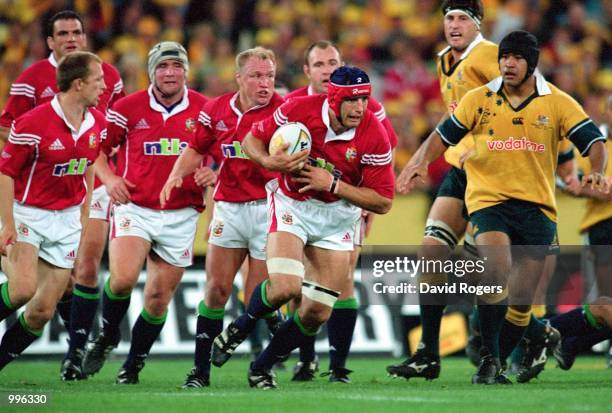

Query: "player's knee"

xmin=423 ymin=219 xmax=460 ymax=250
xmin=74 ymin=259 xmax=100 ymax=286
xmin=300 ymin=280 xmax=339 ymax=327
xmin=11 ymin=279 xmax=37 ymax=307
xmin=108 ymin=277 xmax=134 ymax=297
xmin=143 ymin=291 xmax=172 ymax=316
xmin=26 ymin=305 xmax=54 ymax=329
xmin=268 ymin=276 xmax=302 ymax=303
xmin=300 ymin=303 xmax=332 ymax=329
xmin=205 ymin=279 xmax=232 ymax=307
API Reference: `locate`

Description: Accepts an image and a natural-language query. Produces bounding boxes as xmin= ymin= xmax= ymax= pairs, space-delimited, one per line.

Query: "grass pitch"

xmin=1 ymin=356 xmax=610 ymax=413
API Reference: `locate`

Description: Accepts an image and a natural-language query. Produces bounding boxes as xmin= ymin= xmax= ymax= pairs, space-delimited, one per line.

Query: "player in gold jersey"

xmin=387 ymin=0 xmax=499 ymax=381
xmin=396 ymin=30 xmax=608 ymax=384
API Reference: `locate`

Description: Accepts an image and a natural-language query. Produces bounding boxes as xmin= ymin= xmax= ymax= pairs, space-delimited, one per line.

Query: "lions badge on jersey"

xmin=345 ymin=146 xmax=357 ymax=162
xmin=89 ymin=133 xmax=97 ymax=148
xmin=185 ymin=118 xmax=196 ymax=133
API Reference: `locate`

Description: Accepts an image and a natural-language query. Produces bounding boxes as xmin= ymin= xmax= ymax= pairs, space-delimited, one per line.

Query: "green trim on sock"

xmin=140 ymin=308 xmax=167 ymax=325
xmin=583 ymin=304 xmax=603 ymax=329
xmin=293 ymin=312 xmax=318 ymax=336
xmin=73 ymin=287 xmax=100 ymax=300
xmin=18 ymin=313 xmax=43 ymax=337
xmin=262 ymin=311 xmax=277 ymax=319
xmin=260 ymin=279 xmax=272 ymax=309
xmin=198 ymin=301 xmax=225 ymax=320
xmin=333 ymin=297 xmax=359 ymax=310
xmin=1 ymin=282 xmax=16 ymax=310
xmin=104 ymin=278 xmax=131 ymax=301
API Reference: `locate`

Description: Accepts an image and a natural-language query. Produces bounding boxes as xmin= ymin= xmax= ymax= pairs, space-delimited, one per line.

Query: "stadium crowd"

xmin=0 ymin=0 xmax=610 ymax=182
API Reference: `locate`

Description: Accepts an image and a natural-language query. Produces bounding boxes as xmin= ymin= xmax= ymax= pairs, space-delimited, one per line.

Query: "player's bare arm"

xmin=0 ymin=126 xmax=9 ymax=144
xmin=294 ymin=163 xmax=391 ymax=214
xmin=242 ymin=131 xmax=308 ymax=173
xmin=93 ymin=152 xmax=134 ymax=204
xmin=160 ymin=147 xmax=208 ymax=207
xmin=396 ymin=130 xmax=449 ymax=194
xmin=80 ymin=165 xmax=95 ymax=230
xmin=0 ymin=173 xmax=16 ymax=255
xmin=581 ymin=141 xmax=609 ymax=193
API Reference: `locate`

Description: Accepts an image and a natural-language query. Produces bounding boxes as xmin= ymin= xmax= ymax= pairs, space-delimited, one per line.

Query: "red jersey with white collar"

xmin=251 ymin=94 xmax=394 ymax=203
xmin=190 ymin=92 xmax=284 ymax=202
xmin=0 ymin=54 xmax=124 ymax=127
xmin=0 ymin=96 xmax=105 ymax=210
xmin=285 ymin=85 xmax=398 ymax=148
xmin=103 ymin=87 xmax=208 ymax=211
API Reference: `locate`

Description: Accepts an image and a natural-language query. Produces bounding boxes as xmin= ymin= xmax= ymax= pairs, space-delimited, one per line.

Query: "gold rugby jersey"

xmin=437 ymin=33 xmax=499 ymax=168
xmin=437 ymin=72 xmax=605 ymax=221
xmin=575 ymin=132 xmax=612 ymax=232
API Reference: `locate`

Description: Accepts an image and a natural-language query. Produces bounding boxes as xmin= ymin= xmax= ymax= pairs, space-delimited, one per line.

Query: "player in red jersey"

xmin=286 ymin=40 xmax=399 ymax=382
xmin=212 ymin=66 xmax=394 ymax=389
xmin=160 ymin=46 xmax=284 ymax=388
xmin=81 ymin=42 xmax=209 ymax=384
xmin=0 ymin=52 xmax=106 ymax=371
xmin=0 ymin=11 xmax=124 ymax=378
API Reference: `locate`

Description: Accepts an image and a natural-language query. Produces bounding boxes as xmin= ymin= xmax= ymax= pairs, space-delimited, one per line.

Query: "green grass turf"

xmin=0 ymin=356 xmax=610 ymax=413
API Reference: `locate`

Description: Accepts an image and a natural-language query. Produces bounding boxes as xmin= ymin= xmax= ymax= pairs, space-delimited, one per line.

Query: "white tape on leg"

xmin=266 ymin=257 xmax=305 ymax=278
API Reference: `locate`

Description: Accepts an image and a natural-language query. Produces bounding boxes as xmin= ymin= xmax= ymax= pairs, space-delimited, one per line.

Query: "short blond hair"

xmin=235 ymin=47 xmax=276 ymax=72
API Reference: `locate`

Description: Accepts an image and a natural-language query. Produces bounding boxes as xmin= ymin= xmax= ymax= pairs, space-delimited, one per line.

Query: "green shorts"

xmin=586 ymin=217 xmax=612 ymax=265
xmin=470 ymin=200 xmax=558 ymax=256
xmin=436 ymin=166 xmax=469 ymax=220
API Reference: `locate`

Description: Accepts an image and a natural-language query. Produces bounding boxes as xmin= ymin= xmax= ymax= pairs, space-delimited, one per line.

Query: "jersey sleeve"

xmin=190 ymin=105 xmax=216 ymax=155
xmin=251 ymin=99 xmax=297 ymax=145
xmin=0 ymin=117 xmax=39 ymax=178
xmin=557 ymin=139 xmax=575 ymax=165
xmin=559 ymin=95 xmax=605 ymax=156
xmin=0 ymin=72 xmax=37 ymax=127
xmin=436 ymin=91 xmax=476 ymax=146
xmin=103 ymin=105 xmax=128 ymax=155
xmin=360 ymin=119 xmax=395 ymax=199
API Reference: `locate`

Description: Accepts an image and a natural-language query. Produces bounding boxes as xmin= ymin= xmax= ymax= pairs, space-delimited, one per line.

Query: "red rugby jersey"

xmin=251 ymin=94 xmax=394 ymax=203
xmin=190 ymin=92 xmax=284 ymax=202
xmin=0 ymin=96 xmax=105 ymax=209
xmin=0 ymin=53 xmax=124 ymax=127
xmin=103 ymin=87 xmax=208 ymax=210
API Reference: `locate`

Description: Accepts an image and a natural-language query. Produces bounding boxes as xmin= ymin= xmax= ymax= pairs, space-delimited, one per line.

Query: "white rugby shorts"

xmin=9 ymin=202 xmax=82 ymax=269
xmin=111 ymin=203 xmax=198 ymax=267
xmin=266 ymin=180 xmax=360 ymax=251
xmin=89 ymin=185 xmax=112 ymax=220
xmin=207 ymin=200 xmax=268 ymax=260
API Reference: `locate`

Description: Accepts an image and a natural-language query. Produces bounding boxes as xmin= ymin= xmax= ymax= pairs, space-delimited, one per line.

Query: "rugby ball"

xmin=269 ymin=122 xmax=312 ymax=156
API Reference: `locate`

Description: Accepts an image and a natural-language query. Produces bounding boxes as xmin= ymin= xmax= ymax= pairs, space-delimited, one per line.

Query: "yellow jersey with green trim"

xmin=436 ymin=73 xmax=606 ymax=221
xmin=437 ymin=34 xmax=499 ymax=168
xmin=575 ymin=134 xmax=612 ymax=232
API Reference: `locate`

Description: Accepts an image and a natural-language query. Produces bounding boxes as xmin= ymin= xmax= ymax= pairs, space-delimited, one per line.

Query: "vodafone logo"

xmin=486 ymin=137 xmax=545 ymax=153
